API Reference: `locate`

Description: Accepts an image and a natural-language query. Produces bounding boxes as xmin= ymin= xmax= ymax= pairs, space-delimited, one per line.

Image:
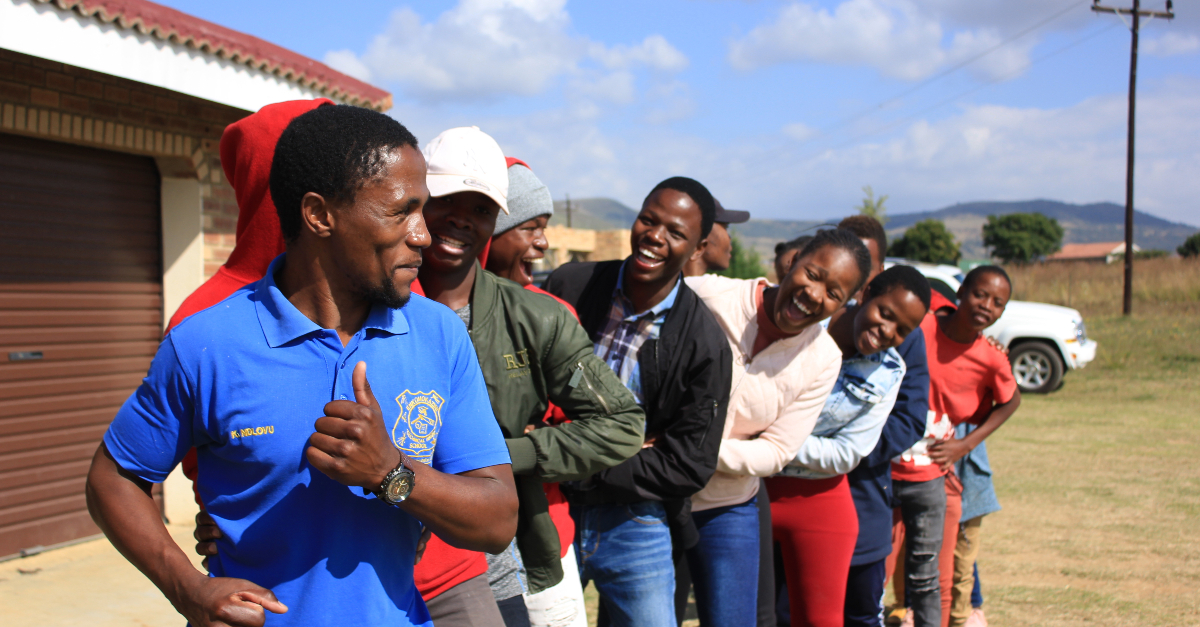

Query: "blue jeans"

xmin=687 ymin=496 xmax=760 ymax=626
xmin=843 ymin=558 xmax=887 ymax=627
xmin=894 ymin=477 xmax=946 ymax=627
xmin=574 ymin=501 xmax=676 ymax=627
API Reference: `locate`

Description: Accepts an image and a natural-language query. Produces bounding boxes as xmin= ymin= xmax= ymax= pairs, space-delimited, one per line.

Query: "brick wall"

xmin=0 ymin=47 xmax=248 ymax=280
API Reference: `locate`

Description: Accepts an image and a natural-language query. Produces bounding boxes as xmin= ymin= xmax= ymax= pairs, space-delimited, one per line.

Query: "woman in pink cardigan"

xmin=683 ymin=229 xmax=872 ymax=626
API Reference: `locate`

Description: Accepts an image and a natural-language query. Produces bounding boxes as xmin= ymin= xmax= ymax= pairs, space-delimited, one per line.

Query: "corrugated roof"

xmin=1047 ymin=242 xmax=1126 ymax=260
xmin=35 ymin=0 xmax=392 ymax=111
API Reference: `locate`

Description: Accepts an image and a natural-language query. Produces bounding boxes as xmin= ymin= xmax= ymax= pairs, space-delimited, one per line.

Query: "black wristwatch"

xmin=374 ymin=457 xmax=416 ymax=506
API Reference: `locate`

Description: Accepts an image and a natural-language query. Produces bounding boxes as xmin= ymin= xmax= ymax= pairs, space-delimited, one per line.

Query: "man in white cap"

xmin=413 ymin=128 xmax=645 ymax=627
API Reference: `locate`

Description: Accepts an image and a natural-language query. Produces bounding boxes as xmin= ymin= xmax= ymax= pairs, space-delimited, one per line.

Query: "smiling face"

xmin=627 ymin=188 xmax=705 ymax=288
xmin=421 ymin=191 xmax=502 ymax=274
xmin=774 ymin=244 xmax=862 ymax=334
xmin=486 ymin=215 xmax=549 ymax=286
xmin=955 ymin=271 xmax=1011 ymax=332
xmin=852 ymin=286 xmax=929 ymax=355
xmin=324 ymin=145 xmax=431 ymax=307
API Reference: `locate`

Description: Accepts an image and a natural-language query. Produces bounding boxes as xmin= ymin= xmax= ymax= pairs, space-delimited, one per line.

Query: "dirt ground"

xmin=0 ymin=523 xmax=202 ymax=627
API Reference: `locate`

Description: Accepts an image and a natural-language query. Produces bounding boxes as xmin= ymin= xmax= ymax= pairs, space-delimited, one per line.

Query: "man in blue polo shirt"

xmin=85 ymin=104 xmax=518 ymax=627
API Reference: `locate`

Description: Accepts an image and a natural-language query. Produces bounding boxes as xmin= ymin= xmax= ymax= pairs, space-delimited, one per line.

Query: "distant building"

xmin=538 ymin=225 xmax=630 ymax=272
xmin=1046 ymin=242 xmax=1140 ymax=264
xmin=0 ymin=0 xmax=389 ymax=559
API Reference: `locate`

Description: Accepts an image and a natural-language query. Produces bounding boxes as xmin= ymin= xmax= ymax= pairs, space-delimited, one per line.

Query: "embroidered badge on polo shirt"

xmin=392 ymin=390 xmax=444 ymax=464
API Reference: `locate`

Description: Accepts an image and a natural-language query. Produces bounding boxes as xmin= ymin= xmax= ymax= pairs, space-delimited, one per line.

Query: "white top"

xmin=685 ymin=275 xmax=842 ymax=512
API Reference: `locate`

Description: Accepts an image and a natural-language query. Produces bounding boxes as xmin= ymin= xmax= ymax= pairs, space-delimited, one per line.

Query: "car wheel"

xmin=1010 ymin=341 xmax=1064 ymax=394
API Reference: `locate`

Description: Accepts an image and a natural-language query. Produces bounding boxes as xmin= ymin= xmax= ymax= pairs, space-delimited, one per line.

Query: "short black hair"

xmin=270 ymin=105 xmax=420 ymax=242
xmin=775 ymin=235 xmax=813 ymax=257
xmin=838 ymin=215 xmax=888 ymax=262
xmin=962 ymin=265 xmax=1013 ymax=293
xmin=644 ymin=176 xmax=717 ymax=239
xmin=865 ymin=265 xmax=932 ymax=311
xmin=796 ymin=228 xmax=873 ymax=296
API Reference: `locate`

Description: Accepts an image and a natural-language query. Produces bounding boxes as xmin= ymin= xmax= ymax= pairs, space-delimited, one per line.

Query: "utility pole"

xmin=1091 ymin=0 xmax=1174 ymax=316
xmin=565 ymin=193 xmax=572 ymax=228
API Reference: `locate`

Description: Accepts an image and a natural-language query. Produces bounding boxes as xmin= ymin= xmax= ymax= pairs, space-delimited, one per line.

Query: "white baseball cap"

xmin=422 ymin=126 xmax=509 ymax=213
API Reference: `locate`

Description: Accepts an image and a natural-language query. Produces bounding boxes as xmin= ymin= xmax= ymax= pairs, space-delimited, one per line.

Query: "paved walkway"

xmin=1 ymin=524 xmax=201 ymax=627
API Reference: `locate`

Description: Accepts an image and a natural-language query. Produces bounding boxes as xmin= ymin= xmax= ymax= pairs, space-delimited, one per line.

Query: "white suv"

xmin=885 ymin=259 xmax=1098 ymax=394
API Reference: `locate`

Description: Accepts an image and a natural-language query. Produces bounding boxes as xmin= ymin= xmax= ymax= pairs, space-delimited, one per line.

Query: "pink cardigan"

xmin=685 ymin=275 xmax=841 ymax=512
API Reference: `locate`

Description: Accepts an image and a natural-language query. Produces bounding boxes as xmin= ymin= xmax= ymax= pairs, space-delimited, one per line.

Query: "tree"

xmin=1179 ymin=232 xmax=1200 ymax=258
xmin=854 ymin=185 xmax=888 ymax=225
xmin=717 ymin=233 xmax=767 ymax=279
xmin=887 ymin=219 xmax=961 ymax=264
xmin=982 ymin=213 xmax=1063 ymax=264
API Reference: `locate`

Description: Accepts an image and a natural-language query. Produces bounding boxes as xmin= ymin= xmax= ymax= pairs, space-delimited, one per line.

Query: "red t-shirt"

xmin=891 ymin=312 xmax=1017 ymax=482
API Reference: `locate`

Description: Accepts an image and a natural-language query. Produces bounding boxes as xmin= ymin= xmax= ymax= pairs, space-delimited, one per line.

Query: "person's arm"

xmin=306 ymin=362 xmax=518 ymax=553
xmin=718 ymin=350 xmax=840 ymax=477
xmin=87 ymin=339 xmax=287 ymax=627
xmin=87 ymin=445 xmax=288 ymax=627
xmin=508 ymin=310 xmax=645 ymax=482
xmin=792 ymin=366 xmax=901 ymax=475
xmin=588 ymin=338 xmax=733 ymax=501
xmin=861 ymin=329 xmax=930 ymax=468
xmin=928 ymin=388 xmax=1020 ymax=471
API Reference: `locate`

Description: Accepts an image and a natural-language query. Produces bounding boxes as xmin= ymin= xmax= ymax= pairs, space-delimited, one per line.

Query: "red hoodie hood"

xmin=166 ymin=98 xmax=334 ymax=332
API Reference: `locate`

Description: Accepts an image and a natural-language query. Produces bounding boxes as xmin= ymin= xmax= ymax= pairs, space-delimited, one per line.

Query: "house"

xmin=1046 ymin=242 xmax=1140 ymax=264
xmin=0 ymin=0 xmax=390 ymax=559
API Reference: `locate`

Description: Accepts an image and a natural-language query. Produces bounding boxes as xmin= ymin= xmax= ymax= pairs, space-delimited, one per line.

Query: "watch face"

xmin=386 ymin=472 xmax=413 ymax=503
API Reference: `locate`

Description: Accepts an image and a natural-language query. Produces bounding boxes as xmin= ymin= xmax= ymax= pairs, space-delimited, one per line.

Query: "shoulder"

xmin=683 ymin=274 xmax=756 ymax=300
xmin=165 ymin=285 xmax=258 ymax=351
xmin=491 ymin=274 xmax=576 ymax=324
xmin=971 ymin=335 xmax=1012 ymax=371
xmin=812 ymin=327 xmax=843 ymax=370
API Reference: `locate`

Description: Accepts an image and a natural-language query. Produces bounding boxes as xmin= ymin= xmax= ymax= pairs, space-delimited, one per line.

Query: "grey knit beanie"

xmin=494 ymin=164 xmax=553 ymax=236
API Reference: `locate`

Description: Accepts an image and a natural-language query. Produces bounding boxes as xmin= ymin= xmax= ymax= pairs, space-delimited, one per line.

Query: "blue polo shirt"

xmin=104 ymin=254 xmax=510 ymax=627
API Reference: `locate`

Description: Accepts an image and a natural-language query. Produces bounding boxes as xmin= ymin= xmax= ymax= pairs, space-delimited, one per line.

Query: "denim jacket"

xmin=778 ymin=346 xmax=906 ymax=480
xmin=955 ymin=422 xmax=1001 ymax=521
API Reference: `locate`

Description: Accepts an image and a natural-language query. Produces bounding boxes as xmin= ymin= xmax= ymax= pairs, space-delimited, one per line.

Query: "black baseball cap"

xmin=714 ymin=199 xmax=750 ymax=225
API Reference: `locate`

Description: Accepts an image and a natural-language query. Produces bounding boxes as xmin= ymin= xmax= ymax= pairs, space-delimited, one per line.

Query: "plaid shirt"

xmin=593 ymin=261 xmax=681 ymax=405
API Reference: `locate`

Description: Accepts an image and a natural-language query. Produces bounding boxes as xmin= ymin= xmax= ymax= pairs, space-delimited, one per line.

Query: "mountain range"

xmin=550 ymin=198 xmax=1198 ymax=262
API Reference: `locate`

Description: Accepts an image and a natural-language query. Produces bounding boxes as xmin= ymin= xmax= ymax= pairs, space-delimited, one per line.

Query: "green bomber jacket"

xmin=467 ymin=263 xmax=644 ymax=593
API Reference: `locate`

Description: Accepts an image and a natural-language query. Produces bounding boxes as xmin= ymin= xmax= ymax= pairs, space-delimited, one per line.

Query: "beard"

xmin=360 ymin=273 xmax=411 ymax=309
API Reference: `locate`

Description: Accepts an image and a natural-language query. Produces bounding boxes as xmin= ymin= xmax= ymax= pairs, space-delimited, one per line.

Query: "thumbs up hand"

xmin=306 ymin=361 xmax=402 ymax=491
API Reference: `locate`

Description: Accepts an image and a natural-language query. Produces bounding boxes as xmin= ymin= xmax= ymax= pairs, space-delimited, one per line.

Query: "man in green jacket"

xmin=415 ymin=127 xmax=644 ymax=625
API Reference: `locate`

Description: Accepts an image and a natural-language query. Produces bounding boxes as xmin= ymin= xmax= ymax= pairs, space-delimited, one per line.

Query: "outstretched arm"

xmin=86 ymin=444 xmax=287 ymax=627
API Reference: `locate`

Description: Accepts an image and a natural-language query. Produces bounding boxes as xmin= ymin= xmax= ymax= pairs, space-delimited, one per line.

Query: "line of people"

xmin=85 ymin=100 xmax=1020 ymax=627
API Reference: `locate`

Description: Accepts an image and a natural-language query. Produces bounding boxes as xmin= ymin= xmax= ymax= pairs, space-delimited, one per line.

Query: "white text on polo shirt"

xmin=231 ymin=426 xmax=275 ymax=439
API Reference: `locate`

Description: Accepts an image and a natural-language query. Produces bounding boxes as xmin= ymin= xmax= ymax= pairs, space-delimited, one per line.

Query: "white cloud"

xmin=783 ymin=122 xmax=817 ymax=141
xmin=728 ymin=0 xmax=1041 ymax=82
xmin=328 ymin=0 xmax=688 ymax=105
xmin=1143 ymin=32 xmax=1200 ymax=57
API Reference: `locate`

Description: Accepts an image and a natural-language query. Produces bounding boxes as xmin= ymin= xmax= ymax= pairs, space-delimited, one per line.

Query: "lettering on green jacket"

xmin=504 ymin=349 xmax=531 ymax=378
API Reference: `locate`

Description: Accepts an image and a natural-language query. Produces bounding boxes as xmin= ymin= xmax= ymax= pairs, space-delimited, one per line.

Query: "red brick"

xmin=130 ymin=90 xmax=155 ymax=109
xmin=0 ymin=61 xmax=14 ymax=80
xmin=76 ymin=79 xmax=104 ymax=98
xmin=119 ymin=106 xmax=146 ymax=124
xmin=89 ymin=101 xmax=119 ymax=118
xmin=146 ymin=113 xmax=167 ymax=127
xmin=13 ymin=64 xmax=44 ymax=85
xmin=168 ymin=117 xmax=191 ymax=131
xmin=211 ymin=215 xmax=236 ymax=231
xmin=202 ymin=198 xmax=220 ymax=212
xmin=104 ymin=85 xmax=129 ymax=103
xmin=29 ymin=57 xmax=62 ymax=71
xmin=179 ymin=101 xmax=201 ymax=118
xmin=30 ymin=87 xmax=59 ymax=107
xmin=0 ymin=80 xmax=30 ymax=103
xmin=60 ymin=94 xmax=90 ymax=114
xmin=45 ymin=72 xmax=74 ymax=92
xmin=0 ymin=49 xmax=20 ymax=62
xmin=155 ymin=96 xmax=179 ymax=114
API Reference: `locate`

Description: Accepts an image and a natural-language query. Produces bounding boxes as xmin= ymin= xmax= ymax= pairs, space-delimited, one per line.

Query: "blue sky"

xmin=159 ymin=0 xmax=1199 ymax=226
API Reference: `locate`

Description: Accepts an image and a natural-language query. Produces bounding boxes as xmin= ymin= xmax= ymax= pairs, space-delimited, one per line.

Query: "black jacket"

xmin=544 ymin=260 xmax=732 ymax=545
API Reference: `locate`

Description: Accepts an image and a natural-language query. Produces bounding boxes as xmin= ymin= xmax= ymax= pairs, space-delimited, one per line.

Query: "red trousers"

xmin=767 ymin=475 xmax=859 ymax=627
xmin=887 ymin=474 xmax=963 ymax=627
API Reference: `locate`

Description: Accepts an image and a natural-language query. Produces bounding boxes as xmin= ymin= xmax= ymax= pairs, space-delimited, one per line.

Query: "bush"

xmin=888 ymin=219 xmax=961 ymax=264
xmin=982 ymin=213 xmax=1064 ymax=263
xmin=717 ymin=234 xmax=766 ymax=279
xmin=1178 ymin=232 xmax=1200 ymax=258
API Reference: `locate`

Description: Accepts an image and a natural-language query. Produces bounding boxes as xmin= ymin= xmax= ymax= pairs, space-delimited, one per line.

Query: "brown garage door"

xmin=0 ymin=133 xmax=162 ymax=559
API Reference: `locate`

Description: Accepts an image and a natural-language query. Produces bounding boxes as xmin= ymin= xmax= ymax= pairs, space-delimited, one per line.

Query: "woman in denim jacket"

xmin=769 ymin=266 xmax=932 ymax=627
